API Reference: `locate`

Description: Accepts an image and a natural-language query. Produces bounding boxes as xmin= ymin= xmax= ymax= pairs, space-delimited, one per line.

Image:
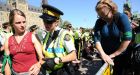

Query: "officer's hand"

xmin=42 ymin=58 xmax=55 ymax=70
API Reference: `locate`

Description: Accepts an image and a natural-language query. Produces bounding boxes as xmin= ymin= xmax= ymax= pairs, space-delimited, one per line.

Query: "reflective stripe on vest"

xmin=74 ymin=31 xmax=79 ymax=39
xmin=43 ymin=29 xmax=72 ymax=70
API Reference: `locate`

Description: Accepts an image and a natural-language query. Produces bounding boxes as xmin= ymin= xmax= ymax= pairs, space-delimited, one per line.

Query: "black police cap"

xmin=40 ymin=4 xmax=64 ymax=22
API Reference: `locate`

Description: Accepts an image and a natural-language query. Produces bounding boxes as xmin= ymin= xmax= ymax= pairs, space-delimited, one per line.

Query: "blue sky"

xmin=27 ymin=0 xmax=140 ymax=28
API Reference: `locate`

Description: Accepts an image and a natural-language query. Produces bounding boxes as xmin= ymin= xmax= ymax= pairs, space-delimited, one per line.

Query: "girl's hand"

xmin=29 ymin=62 xmax=41 ymax=75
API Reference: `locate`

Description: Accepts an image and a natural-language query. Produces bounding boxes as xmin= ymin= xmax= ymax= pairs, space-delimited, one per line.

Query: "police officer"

xmin=0 ymin=22 xmax=13 ymax=51
xmin=39 ymin=4 xmax=77 ymax=75
xmin=65 ymin=23 xmax=74 ymax=36
xmin=74 ymin=27 xmax=83 ymax=59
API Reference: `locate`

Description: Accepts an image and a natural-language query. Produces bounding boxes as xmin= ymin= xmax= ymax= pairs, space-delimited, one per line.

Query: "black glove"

xmin=42 ymin=58 xmax=56 ymax=70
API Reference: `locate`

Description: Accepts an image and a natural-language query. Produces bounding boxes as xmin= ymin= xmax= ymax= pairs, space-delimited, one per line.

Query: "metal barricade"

xmin=96 ymin=63 xmax=113 ymax=75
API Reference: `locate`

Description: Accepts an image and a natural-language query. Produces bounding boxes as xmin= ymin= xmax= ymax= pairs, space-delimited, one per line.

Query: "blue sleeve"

xmin=119 ymin=13 xmax=132 ymax=41
xmin=93 ymin=19 xmax=106 ymax=43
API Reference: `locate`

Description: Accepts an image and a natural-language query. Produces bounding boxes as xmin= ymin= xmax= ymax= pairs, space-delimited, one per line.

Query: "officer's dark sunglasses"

xmin=69 ymin=26 xmax=72 ymax=28
xmin=43 ymin=19 xmax=55 ymax=24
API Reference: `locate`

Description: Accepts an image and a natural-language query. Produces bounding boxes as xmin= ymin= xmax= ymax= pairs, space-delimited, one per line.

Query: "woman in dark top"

xmin=94 ymin=0 xmax=132 ymax=75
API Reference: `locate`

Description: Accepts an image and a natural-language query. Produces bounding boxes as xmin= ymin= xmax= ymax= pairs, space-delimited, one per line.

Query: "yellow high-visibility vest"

xmin=43 ymin=29 xmax=74 ymax=70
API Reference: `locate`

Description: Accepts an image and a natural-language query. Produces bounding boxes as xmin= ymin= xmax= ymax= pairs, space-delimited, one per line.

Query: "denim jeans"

xmin=12 ymin=70 xmax=30 ymax=75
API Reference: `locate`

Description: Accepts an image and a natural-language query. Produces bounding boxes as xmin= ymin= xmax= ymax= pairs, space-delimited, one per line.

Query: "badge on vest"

xmin=64 ymin=34 xmax=71 ymax=41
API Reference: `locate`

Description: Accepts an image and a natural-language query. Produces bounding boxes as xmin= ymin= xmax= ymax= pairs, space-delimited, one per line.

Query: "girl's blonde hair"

xmin=96 ymin=0 xmax=118 ymax=15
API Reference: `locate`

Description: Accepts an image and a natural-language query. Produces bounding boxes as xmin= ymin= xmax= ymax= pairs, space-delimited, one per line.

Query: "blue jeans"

xmin=12 ymin=70 xmax=30 ymax=75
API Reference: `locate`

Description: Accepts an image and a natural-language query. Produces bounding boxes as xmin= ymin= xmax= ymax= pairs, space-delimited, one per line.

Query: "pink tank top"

xmin=9 ymin=32 xmax=38 ymax=72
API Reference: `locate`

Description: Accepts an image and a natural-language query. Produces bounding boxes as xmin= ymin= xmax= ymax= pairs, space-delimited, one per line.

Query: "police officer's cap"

xmin=40 ymin=4 xmax=64 ymax=22
xmin=2 ymin=22 xmax=9 ymax=29
xmin=29 ymin=25 xmax=39 ymax=31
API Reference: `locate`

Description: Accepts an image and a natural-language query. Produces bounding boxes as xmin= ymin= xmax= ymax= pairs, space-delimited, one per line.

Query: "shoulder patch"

xmin=64 ymin=34 xmax=71 ymax=41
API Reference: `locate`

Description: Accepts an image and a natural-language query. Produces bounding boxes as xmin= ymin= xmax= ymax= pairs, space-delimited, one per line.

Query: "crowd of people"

xmin=0 ymin=0 xmax=140 ymax=75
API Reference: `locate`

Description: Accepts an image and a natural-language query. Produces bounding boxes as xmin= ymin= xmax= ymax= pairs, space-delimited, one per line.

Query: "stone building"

xmin=0 ymin=0 xmax=44 ymax=29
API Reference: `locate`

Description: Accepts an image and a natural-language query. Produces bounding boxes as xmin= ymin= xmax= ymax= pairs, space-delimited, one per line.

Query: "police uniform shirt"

xmin=57 ymin=28 xmax=76 ymax=53
xmin=63 ymin=34 xmax=76 ymax=53
xmin=50 ymin=28 xmax=76 ymax=53
xmin=0 ymin=30 xmax=13 ymax=45
xmin=69 ymin=30 xmax=74 ymax=36
xmin=77 ymin=30 xmax=82 ymax=38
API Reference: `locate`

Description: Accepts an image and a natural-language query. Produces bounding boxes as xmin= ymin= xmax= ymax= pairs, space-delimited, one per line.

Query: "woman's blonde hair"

xmin=96 ymin=0 xmax=118 ymax=15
